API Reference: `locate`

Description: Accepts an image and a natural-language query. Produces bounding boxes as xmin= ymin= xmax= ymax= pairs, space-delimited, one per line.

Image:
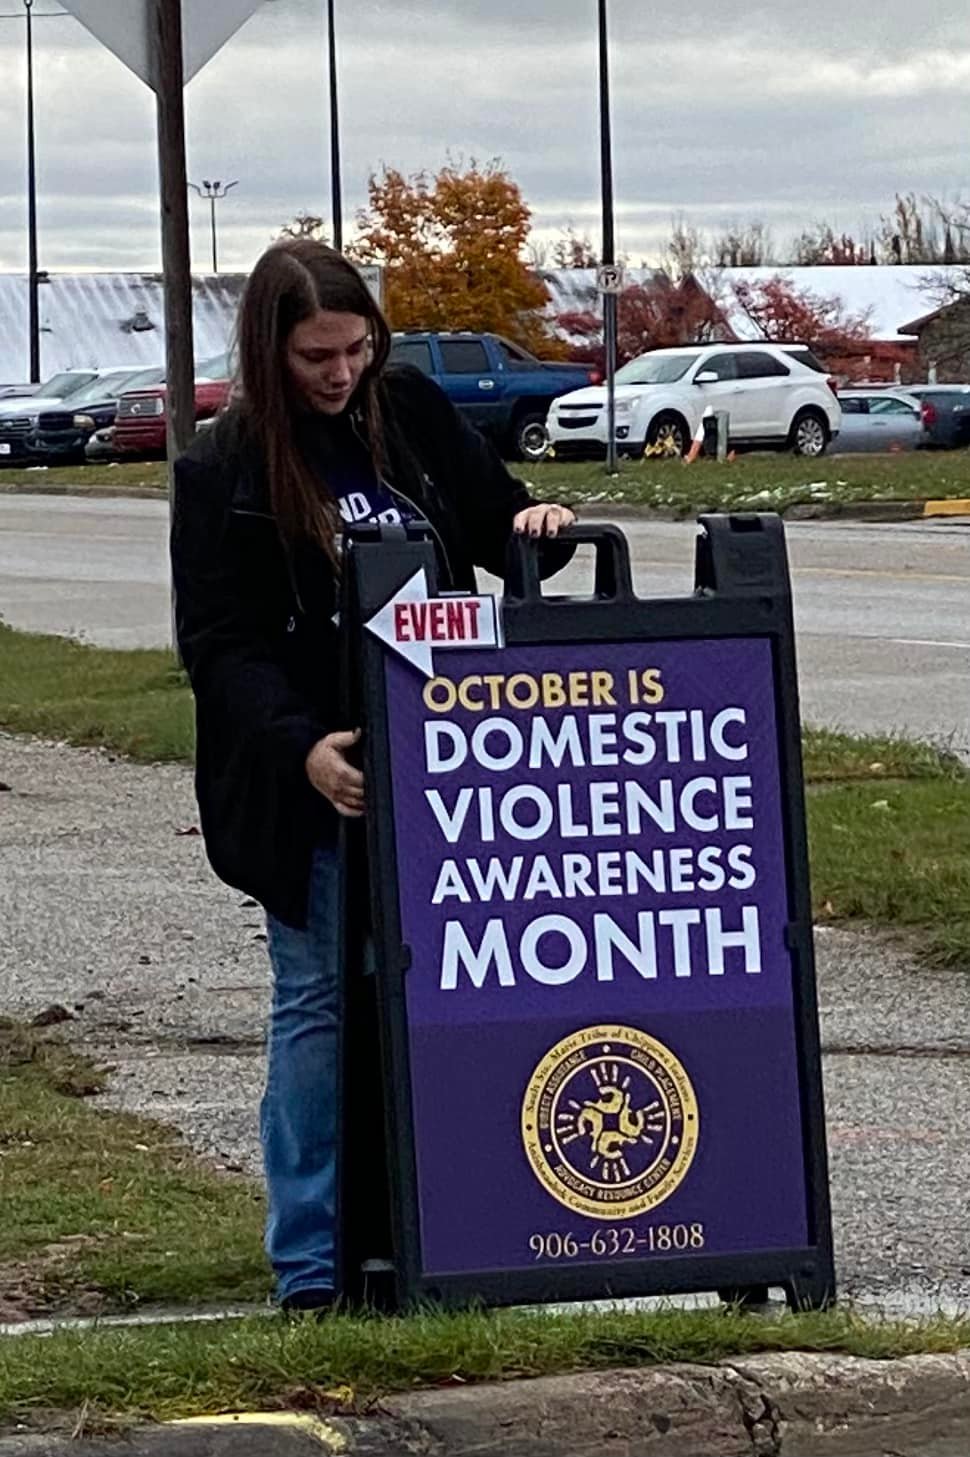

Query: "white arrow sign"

xmin=61 ymin=0 xmax=264 ymax=89
xmin=365 ymin=569 xmax=504 ymax=678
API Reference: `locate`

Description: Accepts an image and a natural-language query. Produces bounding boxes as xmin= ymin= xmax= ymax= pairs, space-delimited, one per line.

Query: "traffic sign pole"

xmin=61 ymin=0 xmax=263 ymax=651
xmin=604 ymin=291 xmax=618 ymax=475
xmin=596 ymin=267 xmax=624 ymax=478
xmin=151 ymin=0 xmax=195 ymax=466
xmin=597 ymin=0 xmax=617 ymax=476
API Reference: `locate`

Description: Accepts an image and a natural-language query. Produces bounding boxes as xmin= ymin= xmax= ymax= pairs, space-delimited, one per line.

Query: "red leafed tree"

xmin=558 ymin=278 xmax=721 ymax=371
xmin=730 ymin=274 xmax=874 ymax=372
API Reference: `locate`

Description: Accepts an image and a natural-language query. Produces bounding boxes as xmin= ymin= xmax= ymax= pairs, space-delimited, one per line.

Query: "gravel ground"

xmin=0 ymin=732 xmax=268 ymax=1175
xmin=1 ymin=732 xmax=968 ymax=1309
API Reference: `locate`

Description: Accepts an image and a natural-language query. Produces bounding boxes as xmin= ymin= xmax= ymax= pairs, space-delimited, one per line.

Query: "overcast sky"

xmin=0 ymin=0 xmax=968 ymax=274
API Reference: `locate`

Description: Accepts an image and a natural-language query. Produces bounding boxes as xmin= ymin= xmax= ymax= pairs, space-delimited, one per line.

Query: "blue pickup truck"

xmin=387 ymin=331 xmax=597 ymax=461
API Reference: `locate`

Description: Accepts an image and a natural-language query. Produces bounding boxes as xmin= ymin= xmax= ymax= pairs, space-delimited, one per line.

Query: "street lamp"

xmin=598 ymin=0 xmax=618 ymax=474
xmin=327 ymin=0 xmax=342 ymax=250
xmin=188 ymin=178 xmax=238 ymax=274
xmin=24 ymin=0 xmax=40 ymax=381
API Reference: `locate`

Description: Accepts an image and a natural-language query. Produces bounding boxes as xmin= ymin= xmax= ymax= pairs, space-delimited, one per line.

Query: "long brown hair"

xmin=237 ymin=240 xmax=391 ymax=563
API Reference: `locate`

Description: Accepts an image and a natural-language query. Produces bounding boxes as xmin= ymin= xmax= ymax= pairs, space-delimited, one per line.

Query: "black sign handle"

xmin=504 ymin=522 xmax=635 ymax=604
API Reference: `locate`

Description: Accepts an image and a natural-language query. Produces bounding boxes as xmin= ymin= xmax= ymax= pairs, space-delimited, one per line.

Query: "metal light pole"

xmin=24 ymin=0 xmax=40 ymax=382
xmin=598 ymin=0 xmax=618 ymax=474
xmin=188 ymin=179 xmax=239 ymax=273
xmin=327 ymin=0 xmax=343 ymax=250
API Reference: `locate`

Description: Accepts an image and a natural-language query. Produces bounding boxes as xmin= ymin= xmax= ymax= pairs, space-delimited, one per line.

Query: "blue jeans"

xmin=262 ymin=843 xmax=339 ymax=1300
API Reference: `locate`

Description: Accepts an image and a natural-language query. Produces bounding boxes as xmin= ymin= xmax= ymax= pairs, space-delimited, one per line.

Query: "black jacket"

xmin=171 ymin=366 xmax=565 ymax=928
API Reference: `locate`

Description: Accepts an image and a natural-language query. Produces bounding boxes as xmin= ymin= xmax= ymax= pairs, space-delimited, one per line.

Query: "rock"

xmin=30 ymin=1005 xmax=74 ymax=1028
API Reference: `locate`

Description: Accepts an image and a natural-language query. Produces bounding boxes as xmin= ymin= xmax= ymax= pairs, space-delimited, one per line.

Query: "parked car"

xmin=834 ymin=389 xmax=927 ymax=453
xmin=546 ymin=343 xmax=841 ymax=460
xmin=0 ymin=368 xmax=122 ymax=461
xmin=85 ymin=426 xmax=117 ymax=463
xmin=113 ymin=353 xmax=232 ymax=457
xmin=0 ymin=382 xmax=43 ymax=401
xmin=387 ymin=331 xmax=598 ymax=461
xmin=895 ymin=385 xmax=970 ymax=449
xmin=24 ymin=366 xmax=165 ymax=463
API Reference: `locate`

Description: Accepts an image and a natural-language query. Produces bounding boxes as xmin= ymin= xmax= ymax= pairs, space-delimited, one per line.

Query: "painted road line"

xmin=173 ymin=1413 xmax=347 ymax=1451
xmin=793 ymin=566 xmax=969 ymax=584
xmin=924 ymin=498 xmax=970 ymax=516
xmin=635 ymin=559 xmax=970 ymax=585
xmin=888 ymin=638 xmax=970 ymax=650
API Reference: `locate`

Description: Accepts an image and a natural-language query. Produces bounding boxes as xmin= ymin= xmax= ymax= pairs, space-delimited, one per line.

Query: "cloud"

xmin=0 ymin=0 xmax=968 ymax=273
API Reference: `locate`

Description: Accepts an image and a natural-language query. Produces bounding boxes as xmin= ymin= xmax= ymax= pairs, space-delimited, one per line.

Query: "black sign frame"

xmin=336 ymin=515 xmax=835 ymax=1313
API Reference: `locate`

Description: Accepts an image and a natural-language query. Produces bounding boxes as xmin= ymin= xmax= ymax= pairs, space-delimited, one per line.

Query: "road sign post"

xmin=336 ymin=516 xmax=835 ymax=1313
xmin=151 ymin=0 xmax=195 ymax=462
xmin=60 ymin=0 xmax=264 ymax=647
xmin=60 ymin=0 xmax=264 ymax=459
xmin=597 ymin=266 xmax=624 ymax=479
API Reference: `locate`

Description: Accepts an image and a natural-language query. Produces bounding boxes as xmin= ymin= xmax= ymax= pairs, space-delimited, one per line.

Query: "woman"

xmin=171 ymin=240 xmax=576 ymax=1313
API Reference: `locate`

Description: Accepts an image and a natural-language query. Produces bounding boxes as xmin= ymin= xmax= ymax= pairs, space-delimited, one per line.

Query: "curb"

xmin=3 ymin=1351 xmax=970 ymax=1456
xmin=0 ymin=482 xmax=166 ymax=500
xmin=579 ymin=500 xmax=928 ymax=523
xmin=349 ymin=1349 xmax=970 ymax=1455
xmin=781 ymin=498 xmax=925 ymax=522
xmin=924 ymin=497 xmax=970 ymax=517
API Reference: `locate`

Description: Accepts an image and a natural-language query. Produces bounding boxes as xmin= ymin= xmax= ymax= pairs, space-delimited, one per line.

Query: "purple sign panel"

xmin=383 ymin=638 xmax=809 ymax=1278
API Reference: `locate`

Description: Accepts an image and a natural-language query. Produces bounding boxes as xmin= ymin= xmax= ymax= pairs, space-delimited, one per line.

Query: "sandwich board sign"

xmin=338 ymin=517 xmax=835 ymax=1312
xmin=60 ymin=0 xmax=264 ymax=89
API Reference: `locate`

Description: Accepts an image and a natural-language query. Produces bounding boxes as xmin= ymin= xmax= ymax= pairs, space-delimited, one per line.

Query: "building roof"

xmin=0 ymin=272 xmax=246 ymax=386
xmin=715 ymin=265 xmax=957 ymax=343
xmin=541 ymin=267 xmax=665 ymax=318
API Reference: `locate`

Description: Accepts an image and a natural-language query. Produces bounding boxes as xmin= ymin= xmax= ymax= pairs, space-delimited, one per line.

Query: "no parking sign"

xmin=338 ymin=519 xmax=834 ymax=1311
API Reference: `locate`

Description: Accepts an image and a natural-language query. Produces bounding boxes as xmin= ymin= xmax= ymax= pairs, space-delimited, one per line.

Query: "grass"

xmin=0 ymin=461 xmax=166 ymax=495
xmin=0 ymin=625 xmax=192 ymax=762
xmin=2 ymin=1302 xmax=970 ymax=1427
xmin=0 ymin=1022 xmax=269 ymax=1317
xmin=800 ymin=725 xmax=968 ymax=783
xmin=2 ymin=626 xmax=968 ymax=963
xmin=3 ymin=449 xmax=970 ymax=512
xmin=525 ymin=450 xmax=970 ymax=513
xmin=809 ymin=779 xmax=970 ymax=964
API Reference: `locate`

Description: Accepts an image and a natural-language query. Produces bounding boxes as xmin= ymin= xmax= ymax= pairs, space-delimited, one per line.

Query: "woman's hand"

xmin=306 ymin=730 xmax=364 ymax=818
xmin=513 ymin=503 xmax=576 ymax=539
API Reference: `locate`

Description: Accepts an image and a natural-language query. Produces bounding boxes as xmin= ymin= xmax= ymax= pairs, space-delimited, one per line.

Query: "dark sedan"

xmin=26 ymin=366 xmax=164 ymax=462
xmin=900 ymin=385 xmax=970 ymax=449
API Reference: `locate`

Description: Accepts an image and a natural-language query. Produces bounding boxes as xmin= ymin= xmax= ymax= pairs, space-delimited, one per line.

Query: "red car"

xmin=113 ymin=354 xmax=231 ymax=456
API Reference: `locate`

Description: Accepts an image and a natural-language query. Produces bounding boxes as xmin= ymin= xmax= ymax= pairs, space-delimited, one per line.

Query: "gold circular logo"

xmin=521 ymin=1024 xmax=699 ymax=1221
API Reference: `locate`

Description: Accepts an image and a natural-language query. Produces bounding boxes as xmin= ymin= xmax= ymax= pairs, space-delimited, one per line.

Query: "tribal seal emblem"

xmin=521 ymin=1024 xmax=699 ymax=1220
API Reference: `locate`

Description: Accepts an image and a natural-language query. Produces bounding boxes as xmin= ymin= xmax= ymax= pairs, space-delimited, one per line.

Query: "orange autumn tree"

xmin=353 ymin=161 xmax=562 ymax=355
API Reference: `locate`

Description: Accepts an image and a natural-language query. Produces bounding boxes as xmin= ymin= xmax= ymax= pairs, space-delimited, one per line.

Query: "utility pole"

xmin=151 ymin=0 xmax=195 ymax=465
xmin=327 ymin=0 xmax=342 ymax=250
xmin=24 ymin=0 xmax=40 ymax=382
xmin=189 ymin=179 xmax=239 ymax=273
xmin=598 ymin=0 xmax=618 ymax=475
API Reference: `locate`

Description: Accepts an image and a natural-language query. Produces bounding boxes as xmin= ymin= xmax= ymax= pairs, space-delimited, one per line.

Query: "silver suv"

xmin=547 ymin=343 xmax=842 ymax=459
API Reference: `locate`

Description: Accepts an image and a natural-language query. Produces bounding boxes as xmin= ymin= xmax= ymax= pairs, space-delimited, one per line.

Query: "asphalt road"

xmin=1 ymin=495 xmax=967 ymax=754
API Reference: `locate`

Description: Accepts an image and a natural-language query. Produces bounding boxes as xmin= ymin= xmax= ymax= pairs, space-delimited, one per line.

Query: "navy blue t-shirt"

xmin=336 ymin=480 xmax=415 ymax=528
